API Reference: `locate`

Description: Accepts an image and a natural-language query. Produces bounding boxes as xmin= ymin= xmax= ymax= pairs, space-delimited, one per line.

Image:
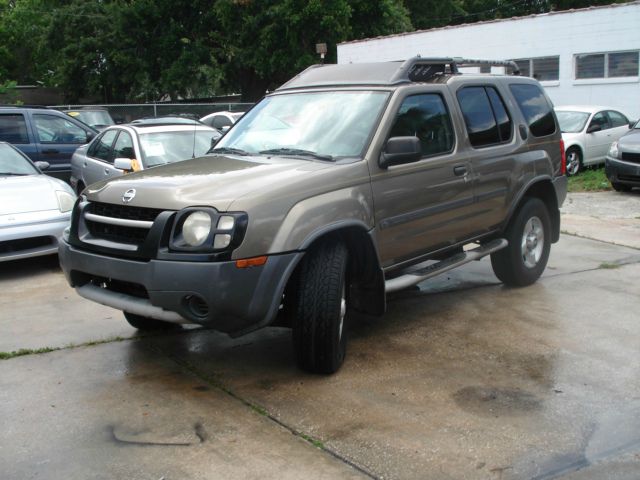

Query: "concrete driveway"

xmin=1 ymin=192 xmax=639 ymax=479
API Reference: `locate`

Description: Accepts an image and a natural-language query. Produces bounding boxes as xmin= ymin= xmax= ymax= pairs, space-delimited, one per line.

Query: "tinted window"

xmin=90 ymin=130 xmax=118 ymax=162
xmin=589 ymin=112 xmax=610 ymax=131
xmin=212 ymin=115 xmax=233 ymax=129
xmin=389 ymin=93 xmax=454 ymax=157
xmin=33 ymin=114 xmax=88 ymax=144
xmin=607 ymin=110 xmax=629 ymax=128
xmin=486 ymin=87 xmax=512 ymax=142
xmin=509 ymin=84 xmax=556 ymax=137
xmin=0 ymin=114 xmax=29 ymax=144
xmin=113 ymin=131 xmax=135 ymax=159
xmin=457 ymin=87 xmax=500 ymax=147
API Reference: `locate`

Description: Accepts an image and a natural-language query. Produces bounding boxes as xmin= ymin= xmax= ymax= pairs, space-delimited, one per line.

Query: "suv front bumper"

xmin=59 ymin=240 xmax=303 ymax=335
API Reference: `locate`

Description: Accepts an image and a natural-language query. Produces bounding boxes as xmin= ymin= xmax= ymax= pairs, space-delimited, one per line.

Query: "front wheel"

xmin=123 ymin=312 xmax=181 ymax=331
xmin=291 ymin=240 xmax=349 ymax=374
xmin=491 ymin=198 xmax=551 ymax=287
xmin=565 ymin=147 xmax=582 ymax=176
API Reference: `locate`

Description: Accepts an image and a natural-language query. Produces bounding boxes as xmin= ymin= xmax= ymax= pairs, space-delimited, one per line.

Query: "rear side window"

xmin=607 ymin=110 xmax=628 ymax=128
xmin=389 ymin=93 xmax=455 ymax=157
xmin=509 ymin=84 xmax=556 ymax=137
xmin=89 ymin=130 xmax=118 ymax=162
xmin=457 ymin=86 xmax=512 ymax=147
xmin=212 ymin=115 xmax=233 ymax=129
xmin=0 ymin=114 xmax=29 ymax=144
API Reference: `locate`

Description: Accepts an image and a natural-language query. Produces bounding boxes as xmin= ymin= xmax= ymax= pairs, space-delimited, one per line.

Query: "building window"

xmin=575 ymin=51 xmax=639 ymax=79
xmin=512 ymin=56 xmax=559 ymax=81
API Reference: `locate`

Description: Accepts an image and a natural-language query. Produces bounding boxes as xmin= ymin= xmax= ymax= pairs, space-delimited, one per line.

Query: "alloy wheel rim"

xmin=567 ymin=151 xmax=579 ymax=175
xmin=521 ymin=216 xmax=544 ymax=268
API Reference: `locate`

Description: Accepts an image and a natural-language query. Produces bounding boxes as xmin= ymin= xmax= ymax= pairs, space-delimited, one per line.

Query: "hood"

xmin=85 ymin=154 xmax=333 ymax=211
xmin=618 ymin=129 xmax=640 ymax=152
xmin=0 ymin=174 xmax=62 ymax=215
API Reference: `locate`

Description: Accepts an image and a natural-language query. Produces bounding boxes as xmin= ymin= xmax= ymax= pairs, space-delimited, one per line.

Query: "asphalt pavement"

xmin=1 ymin=191 xmax=639 ymax=479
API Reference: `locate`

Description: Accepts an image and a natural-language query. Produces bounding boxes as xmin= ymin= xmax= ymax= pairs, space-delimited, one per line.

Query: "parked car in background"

xmin=555 ymin=105 xmax=632 ymax=176
xmin=64 ymin=108 xmax=115 ymax=131
xmin=70 ymin=121 xmax=221 ymax=193
xmin=131 ymin=115 xmax=203 ymax=126
xmin=605 ymin=119 xmax=640 ymax=192
xmin=200 ymin=111 xmax=245 ymax=133
xmin=0 ymin=106 xmax=97 ymax=181
xmin=0 ymin=142 xmax=75 ymax=261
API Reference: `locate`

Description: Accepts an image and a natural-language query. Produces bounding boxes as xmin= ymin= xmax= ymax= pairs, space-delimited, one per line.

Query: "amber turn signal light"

xmin=235 ymin=256 xmax=268 ymax=268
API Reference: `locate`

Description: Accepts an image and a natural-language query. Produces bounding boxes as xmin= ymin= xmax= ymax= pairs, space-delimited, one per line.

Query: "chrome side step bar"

xmin=385 ymin=238 xmax=508 ymax=293
xmin=76 ymin=284 xmax=189 ymax=324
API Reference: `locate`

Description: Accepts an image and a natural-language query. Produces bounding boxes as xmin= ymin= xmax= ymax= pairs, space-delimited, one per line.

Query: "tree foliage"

xmin=0 ymin=0 xmax=630 ymax=102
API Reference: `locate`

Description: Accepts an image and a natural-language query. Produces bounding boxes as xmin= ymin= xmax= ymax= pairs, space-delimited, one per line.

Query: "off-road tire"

xmin=123 ymin=311 xmax=180 ymax=330
xmin=491 ymin=197 xmax=551 ymax=287
xmin=611 ymin=182 xmax=631 ymax=192
xmin=291 ymin=240 xmax=348 ymax=374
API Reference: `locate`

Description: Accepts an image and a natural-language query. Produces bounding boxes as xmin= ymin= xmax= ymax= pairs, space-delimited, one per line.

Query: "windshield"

xmin=0 ymin=143 xmax=38 ymax=175
xmin=68 ymin=110 xmax=114 ymax=128
xmin=214 ymin=91 xmax=390 ymax=159
xmin=139 ymin=130 xmax=220 ymax=167
xmin=556 ymin=111 xmax=590 ymax=133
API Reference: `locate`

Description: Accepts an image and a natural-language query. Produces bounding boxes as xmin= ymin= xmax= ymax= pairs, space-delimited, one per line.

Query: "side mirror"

xmin=630 ymin=120 xmax=637 ymax=129
xmin=379 ymin=136 xmax=422 ymax=168
xmin=586 ymin=124 xmax=601 ymax=133
xmin=34 ymin=161 xmax=50 ymax=171
xmin=114 ymin=158 xmax=133 ymax=172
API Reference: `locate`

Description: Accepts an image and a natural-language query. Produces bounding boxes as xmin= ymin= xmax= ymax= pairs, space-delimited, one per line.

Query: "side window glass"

xmin=113 ymin=132 xmax=135 ymax=159
xmin=0 ymin=114 xmax=29 ymax=144
xmin=509 ymin=84 xmax=556 ymax=137
xmin=91 ymin=130 xmax=118 ymax=162
xmin=388 ymin=93 xmax=455 ymax=157
xmin=486 ymin=87 xmax=512 ymax=142
xmin=457 ymin=87 xmax=500 ymax=147
xmin=212 ymin=116 xmax=232 ymax=129
xmin=590 ymin=112 xmax=610 ymax=131
xmin=607 ymin=111 xmax=628 ymax=128
xmin=33 ymin=114 xmax=88 ymax=144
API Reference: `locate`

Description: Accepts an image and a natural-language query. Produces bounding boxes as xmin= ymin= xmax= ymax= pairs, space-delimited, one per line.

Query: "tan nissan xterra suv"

xmin=59 ymin=57 xmax=568 ymax=373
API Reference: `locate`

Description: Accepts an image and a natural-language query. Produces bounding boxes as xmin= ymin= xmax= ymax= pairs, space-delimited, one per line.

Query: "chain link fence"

xmin=51 ymin=102 xmax=253 ymax=124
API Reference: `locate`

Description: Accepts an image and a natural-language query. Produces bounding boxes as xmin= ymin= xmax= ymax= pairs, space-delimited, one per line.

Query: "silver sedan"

xmin=0 ymin=142 xmax=76 ymax=261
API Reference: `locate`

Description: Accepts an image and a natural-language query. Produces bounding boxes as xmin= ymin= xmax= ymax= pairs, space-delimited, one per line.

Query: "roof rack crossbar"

xmin=390 ymin=56 xmax=520 ymax=83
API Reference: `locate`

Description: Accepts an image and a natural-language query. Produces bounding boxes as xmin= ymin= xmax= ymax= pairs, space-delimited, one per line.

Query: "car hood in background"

xmin=84 ymin=154 xmax=334 ymax=212
xmin=618 ymin=129 xmax=640 ymax=152
xmin=0 ymin=175 xmax=61 ymax=215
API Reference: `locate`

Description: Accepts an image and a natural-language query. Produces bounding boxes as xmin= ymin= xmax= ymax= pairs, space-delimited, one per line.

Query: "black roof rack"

xmin=277 ymin=56 xmax=521 ymax=91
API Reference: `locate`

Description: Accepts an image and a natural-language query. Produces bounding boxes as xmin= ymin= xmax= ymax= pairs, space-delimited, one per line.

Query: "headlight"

xmin=608 ymin=141 xmax=619 ymax=159
xmin=217 ymin=215 xmax=235 ymax=230
xmin=182 ymin=211 xmax=212 ymax=246
xmin=56 ymin=191 xmax=76 ymax=213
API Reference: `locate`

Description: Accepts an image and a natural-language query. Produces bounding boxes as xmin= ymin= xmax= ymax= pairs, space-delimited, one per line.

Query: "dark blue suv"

xmin=0 ymin=106 xmax=97 ymax=180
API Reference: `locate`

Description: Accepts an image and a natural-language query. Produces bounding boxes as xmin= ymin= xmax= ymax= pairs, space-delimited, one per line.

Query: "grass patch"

xmin=0 ymin=336 xmax=129 ymax=360
xmin=299 ymin=432 xmax=325 ymax=449
xmin=568 ymin=167 xmax=611 ymax=192
xmin=598 ymin=262 xmax=621 ymax=270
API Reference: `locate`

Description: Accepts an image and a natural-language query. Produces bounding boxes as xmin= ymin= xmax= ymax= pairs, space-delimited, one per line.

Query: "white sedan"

xmin=555 ymin=105 xmax=633 ymax=176
xmin=0 ymin=142 xmax=76 ymax=261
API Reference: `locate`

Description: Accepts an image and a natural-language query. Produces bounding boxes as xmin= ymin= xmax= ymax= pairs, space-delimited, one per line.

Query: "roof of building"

xmin=338 ymin=1 xmax=640 ymax=47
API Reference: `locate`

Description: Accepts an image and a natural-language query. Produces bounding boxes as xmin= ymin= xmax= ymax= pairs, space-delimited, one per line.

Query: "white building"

xmin=338 ymin=1 xmax=640 ymax=119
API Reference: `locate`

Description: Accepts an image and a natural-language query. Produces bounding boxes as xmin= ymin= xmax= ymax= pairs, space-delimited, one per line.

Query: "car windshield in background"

xmin=0 ymin=143 xmax=38 ymax=175
xmin=214 ymin=91 xmax=390 ymax=159
xmin=556 ymin=111 xmax=590 ymax=133
xmin=68 ymin=110 xmax=114 ymax=128
xmin=139 ymin=130 xmax=219 ymax=167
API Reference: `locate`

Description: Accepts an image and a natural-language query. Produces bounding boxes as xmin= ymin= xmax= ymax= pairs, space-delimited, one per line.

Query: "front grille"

xmin=83 ymin=202 xmax=165 ymax=247
xmin=621 ymin=152 xmax=640 ymax=164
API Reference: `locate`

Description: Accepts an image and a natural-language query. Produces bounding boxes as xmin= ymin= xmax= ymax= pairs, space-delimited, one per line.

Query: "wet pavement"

xmin=1 ymin=199 xmax=640 ymax=479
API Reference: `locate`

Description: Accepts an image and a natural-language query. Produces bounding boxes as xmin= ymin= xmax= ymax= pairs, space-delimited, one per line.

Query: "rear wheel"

xmin=611 ymin=182 xmax=631 ymax=192
xmin=291 ymin=240 xmax=349 ymax=374
xmin=565 ymin=147 xmax=582 ymax=176
xmin=123 ymin=312 xmax=181 ymax=331
xmin=491 ymin=197 xmax=551 ymax=287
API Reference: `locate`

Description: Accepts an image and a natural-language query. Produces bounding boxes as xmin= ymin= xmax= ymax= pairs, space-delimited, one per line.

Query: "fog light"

xmin=185 ymin=295 xmax=209 ymax=318
xmin=213 ymin=234 xmax=231 ymax=249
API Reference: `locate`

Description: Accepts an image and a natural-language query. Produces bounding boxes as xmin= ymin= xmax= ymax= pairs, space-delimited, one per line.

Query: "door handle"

xmin=453 ymin=165 xmax=467 ymax=176
xmin=42 ymin=149 xmax=59 ymax=154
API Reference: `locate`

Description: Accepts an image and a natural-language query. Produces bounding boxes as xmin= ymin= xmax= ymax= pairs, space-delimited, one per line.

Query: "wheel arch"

xmin=505 ymin=177 xmax=561 ymax=243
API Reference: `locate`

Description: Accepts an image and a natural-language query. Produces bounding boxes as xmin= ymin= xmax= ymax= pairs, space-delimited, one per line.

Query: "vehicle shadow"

xmin=0 ymin=254 xmax=61 ymax=282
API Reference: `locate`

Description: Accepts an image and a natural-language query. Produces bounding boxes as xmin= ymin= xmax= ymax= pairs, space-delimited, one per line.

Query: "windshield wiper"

xmin=259 ymin=148 xmax=334 ymax=162
xmin=207 ymin=146 xmax=252 ymax=156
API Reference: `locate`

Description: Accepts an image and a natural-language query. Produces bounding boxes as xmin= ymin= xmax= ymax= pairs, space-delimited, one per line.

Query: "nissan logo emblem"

xmin=122 ymin=189 xmax=136 ymax=203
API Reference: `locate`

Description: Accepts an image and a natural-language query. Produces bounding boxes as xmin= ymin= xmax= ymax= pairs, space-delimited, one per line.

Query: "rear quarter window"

xmin=509 ymin=83 xmax=556 ymax=137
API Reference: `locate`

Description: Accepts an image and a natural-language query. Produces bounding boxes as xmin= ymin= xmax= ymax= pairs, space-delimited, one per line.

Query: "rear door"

xmin=607 ymin=110 xmax=631 ymax=145
xmin=584 ymin=111 xmax=612 ymax=164
xmin=371 ymin=88 xmax=474 ymax=268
